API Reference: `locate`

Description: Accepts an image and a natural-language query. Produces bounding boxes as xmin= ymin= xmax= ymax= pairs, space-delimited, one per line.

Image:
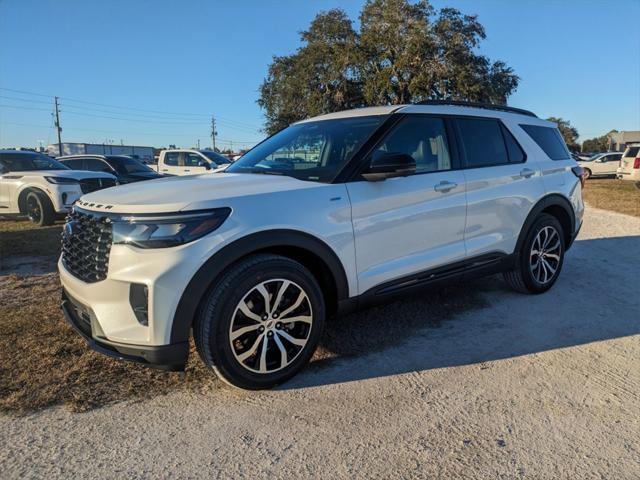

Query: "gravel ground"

xmin=1 ymin=206 xmax=639 ymax=479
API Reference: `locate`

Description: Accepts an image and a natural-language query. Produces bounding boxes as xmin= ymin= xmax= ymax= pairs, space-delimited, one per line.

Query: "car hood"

xmin=77 ymin=173 xmax=323 ymax=213
xmin=10 ymin=169 xmax=116 ymax=180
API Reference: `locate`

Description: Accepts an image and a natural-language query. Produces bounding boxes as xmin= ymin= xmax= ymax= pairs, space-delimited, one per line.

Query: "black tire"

xmin=25 ymin=191 xmax=55 ymax=226
xmin=583 ymin=168 xmax=592 ymax=180
xmin=194 ymin=254 xmax=325 ymax=389
xmin=503 ymin=213 xmax=565 ymax=294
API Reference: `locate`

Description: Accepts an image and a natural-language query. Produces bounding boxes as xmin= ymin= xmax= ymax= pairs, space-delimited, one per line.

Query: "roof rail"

xmin=414 ymin=100 xmax=537 ymax=118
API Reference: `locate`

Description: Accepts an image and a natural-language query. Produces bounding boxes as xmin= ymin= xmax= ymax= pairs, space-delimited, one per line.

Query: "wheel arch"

xmin=515 ymin=194 xmax=576 ymax=257
xmin=170 ymin=229 xmax=350 ymax=344
xmin=17 ymin=185 xmax=49 ymax=214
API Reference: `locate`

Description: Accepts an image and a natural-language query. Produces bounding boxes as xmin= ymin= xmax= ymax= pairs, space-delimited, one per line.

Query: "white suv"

xmin=0 ymin=150 xmax=117 ymax=226
xmin=59 ymin=102 xmax=584 ymax=389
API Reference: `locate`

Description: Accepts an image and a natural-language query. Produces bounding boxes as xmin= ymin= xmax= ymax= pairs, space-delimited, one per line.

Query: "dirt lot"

xmin=1 ymin=205 xmax=639 ymax=479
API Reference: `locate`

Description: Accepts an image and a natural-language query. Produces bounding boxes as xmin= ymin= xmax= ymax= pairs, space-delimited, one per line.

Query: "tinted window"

xmin=85 ymin=158 xmax=113 ymax=172
xmin=61 ymin=159 xmax=85 ymax=169
xmin=520 ymin=124 xmax=571 ymax=160
xmin=185 ymin=153 xmax=207 ymax=167
xmin=201 ymin=151 xmax=232 ymax=165
xmin=501 ymin=125 xmax=526 ymax=163
xmin=164 ymin=152 xmax=180 ymax=166
xmin=0 ymin=152 xmax=68 ymax=172
xmin=227 ymin=116 xmax=385 ymax=183
xmin=624 ymin=147 xmax=639 ymax=158
xmin=456 ymin=118 xmax=508 ymax=168
xmin=106 ymin=156 xmax=153 ymax=174
xmin=371 ymin=116 xmax=451 ymax=173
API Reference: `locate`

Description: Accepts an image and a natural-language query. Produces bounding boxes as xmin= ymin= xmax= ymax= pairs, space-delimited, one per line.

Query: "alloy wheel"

xmin=229 ymin=279 xmax=313 ymax=374
xmin=27 ymin=196 xmax=42 ymax=224
xmin=529 ymin=226 xmax=562 ymax=284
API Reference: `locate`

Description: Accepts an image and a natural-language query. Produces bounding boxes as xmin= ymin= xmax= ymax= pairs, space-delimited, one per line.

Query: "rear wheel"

xmin=503 ymin=213 xmax=565 ymax=294
xmin=25 ymin=191 xmax=55 ymax=226
xmin=194 ymin=254 xmax=325 ymax=389
xmin=583 ymin=168 xmax=592 ymax=180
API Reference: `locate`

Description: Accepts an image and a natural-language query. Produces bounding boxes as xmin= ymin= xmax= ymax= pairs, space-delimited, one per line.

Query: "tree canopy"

xmin=258 ymin=0 xmax=520 ymax=134
xmin=581 ymin=130 xmax=617 ymax=153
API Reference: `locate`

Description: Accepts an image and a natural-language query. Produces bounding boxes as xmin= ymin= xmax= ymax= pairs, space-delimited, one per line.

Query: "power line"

xmin=0 ymin=86 xmax=261 ymax=129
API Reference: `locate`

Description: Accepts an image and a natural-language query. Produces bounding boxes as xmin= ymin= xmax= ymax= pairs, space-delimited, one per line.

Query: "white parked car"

xmin=0 ymin=150 xmax=117 ymax=226
xmin=59 ymin=102 xmax=584 ymax=389
xmin=156 ymin=149 xmax=232 ymax=176
xmin=577 ymin=152 xmax=622 ymax=178
xmin=616 ymin=143 xmax=640 ymax=181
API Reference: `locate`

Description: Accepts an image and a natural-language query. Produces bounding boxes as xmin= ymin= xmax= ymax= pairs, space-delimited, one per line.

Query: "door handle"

xmin=520 ymin=168 xmax=535 ymax=178
xmin=434 ymin=180 xmax=457 ymax=193
xmin=161 ymin=169 xmax=169 ymax=172
xmin=184 ymin=169 xmax=190 ymax=172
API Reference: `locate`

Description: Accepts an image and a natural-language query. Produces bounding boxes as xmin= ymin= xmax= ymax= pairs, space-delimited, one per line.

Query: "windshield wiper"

xmin=248 ymin=168 xmax=284 ymax=176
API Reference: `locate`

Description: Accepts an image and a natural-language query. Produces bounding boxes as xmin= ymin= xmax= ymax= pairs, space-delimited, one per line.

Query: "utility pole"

xmin=54 ymin=96 xmax=63 ymax=156
xmin=197 ymin=139 xmax=200 ymax=149
xmin=210 ymin=116 xmax=217 ymax=151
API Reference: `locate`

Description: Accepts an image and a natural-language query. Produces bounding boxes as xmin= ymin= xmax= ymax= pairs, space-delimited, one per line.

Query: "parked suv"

xmin=616 ymin=143 xmax=640 ymax=181
xmin=0 ymin=150 xmax=117 ymax=226
xmin=59 ymin=102 xmax=584 ymax=389
xmin=156 ymin=149 xmax=232 ymax=176
xmin=58 ymin=154 xmax=164 ymax=184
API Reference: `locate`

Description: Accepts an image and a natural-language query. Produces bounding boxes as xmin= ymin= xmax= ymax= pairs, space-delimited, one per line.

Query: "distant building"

xmin=47 ymin=142 xmax=154 ymax=162
xmin=608 ymin=131 xmax=640 ymax=151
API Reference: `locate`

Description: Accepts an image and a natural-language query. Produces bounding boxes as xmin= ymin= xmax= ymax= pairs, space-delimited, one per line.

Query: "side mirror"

xmin=362 ymin=152 xmax=416 ymax=182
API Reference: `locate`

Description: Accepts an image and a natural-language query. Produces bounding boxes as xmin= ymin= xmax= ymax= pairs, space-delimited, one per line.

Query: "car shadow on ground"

xmin=285 ymin=235 xmax=640 ymax=390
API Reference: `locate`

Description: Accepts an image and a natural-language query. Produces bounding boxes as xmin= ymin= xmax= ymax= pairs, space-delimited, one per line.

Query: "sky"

xmin=1 ymin=0 xmax=639 ymax=150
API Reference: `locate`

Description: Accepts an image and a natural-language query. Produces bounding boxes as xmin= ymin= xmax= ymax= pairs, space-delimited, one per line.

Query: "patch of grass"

xmin=0 ymin=219 xmax=63 ymax=258
xmin=582 ymin=179 xmax=640 ymax=217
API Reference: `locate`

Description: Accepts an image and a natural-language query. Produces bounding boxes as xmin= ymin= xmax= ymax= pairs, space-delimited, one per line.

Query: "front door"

xmin=183 ymin=152 xmax=211 ymax=175
xmin=160 ymin=152 xmax=184 ymax=176
xmin=346 ymin=115 xmax=467 ymax=294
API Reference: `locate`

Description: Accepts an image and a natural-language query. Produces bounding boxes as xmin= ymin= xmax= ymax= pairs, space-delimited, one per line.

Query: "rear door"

xmin=346 ymin=114 xmax=467 ymax=294
xmin=160 ymin=151 xmax=183 ymax=176
xmin=455 ymin=117 xmax=545 ymax=257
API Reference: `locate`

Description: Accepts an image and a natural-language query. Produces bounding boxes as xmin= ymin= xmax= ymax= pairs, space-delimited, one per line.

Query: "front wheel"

xmin=25 ymin=191 xmax=55 ymax=226
xmin=583 ymin=168 xmax=592 ymax=180
xmin=194 ymin=254 xmax=325 ymax=389
xmin=503 ymin=213 xmax=565 ymax=294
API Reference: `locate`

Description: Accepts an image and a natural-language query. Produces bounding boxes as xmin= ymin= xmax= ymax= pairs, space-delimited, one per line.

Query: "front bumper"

xmin=61 ymin=289 xmax=188 ymax=370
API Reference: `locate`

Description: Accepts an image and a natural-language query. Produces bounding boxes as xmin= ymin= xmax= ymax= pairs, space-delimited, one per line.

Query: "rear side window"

xmin=455 ymin=118 xmax=509 ymax=168
xmin=624 ymin=146 xmax=639 ymax=158
xmin=520 ymin=124 xmax=571 ymax=160
xmin=501 ymin=125 xmax=526 ymax=163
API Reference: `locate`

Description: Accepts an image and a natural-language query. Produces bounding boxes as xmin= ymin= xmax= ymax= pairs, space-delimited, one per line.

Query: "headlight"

xmin=112 ymin=208 xmax=231 ymax=248
xmin=45 ymin=176 xmax=80 ymax=184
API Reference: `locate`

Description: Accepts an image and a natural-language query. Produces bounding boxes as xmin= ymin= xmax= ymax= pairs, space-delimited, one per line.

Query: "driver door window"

xmin=84 ymin=158 xmax=113 ymax=173
xmin=370 ymin=116 xmax=452 ymax=174
xmin=184 ymin=153 xmax=210 ymax=175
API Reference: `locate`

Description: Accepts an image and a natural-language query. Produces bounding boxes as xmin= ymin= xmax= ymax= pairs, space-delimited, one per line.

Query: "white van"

xmin=616 ymin=143 xmax=640 ymax=181
xmin=157 ymin=149 xmax=232 ymax=176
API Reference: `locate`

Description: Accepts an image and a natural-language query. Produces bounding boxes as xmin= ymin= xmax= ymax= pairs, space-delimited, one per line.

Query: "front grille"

xmin=80 ymin=178 xmax=117 ymax=194
xmin=61 ymin=208 xmax=112 ymax=283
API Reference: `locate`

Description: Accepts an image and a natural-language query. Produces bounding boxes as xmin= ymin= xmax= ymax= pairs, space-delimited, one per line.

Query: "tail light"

xmin=634 ymin=158 xmax=640 ymax=169
xmin=571 ymin=166 xmax=586 ymax=188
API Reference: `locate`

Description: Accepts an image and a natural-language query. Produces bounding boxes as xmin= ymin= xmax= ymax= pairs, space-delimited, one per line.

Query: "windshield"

xmin=108 ymin=156 xmax=154 ymax=174
xmin=201 ymin=151 xmax=232 ymax=165
xmin=0 ymin=152 xmax=69 ymax=172
xmin=226 ymin=116 xmax=386 ymax=182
